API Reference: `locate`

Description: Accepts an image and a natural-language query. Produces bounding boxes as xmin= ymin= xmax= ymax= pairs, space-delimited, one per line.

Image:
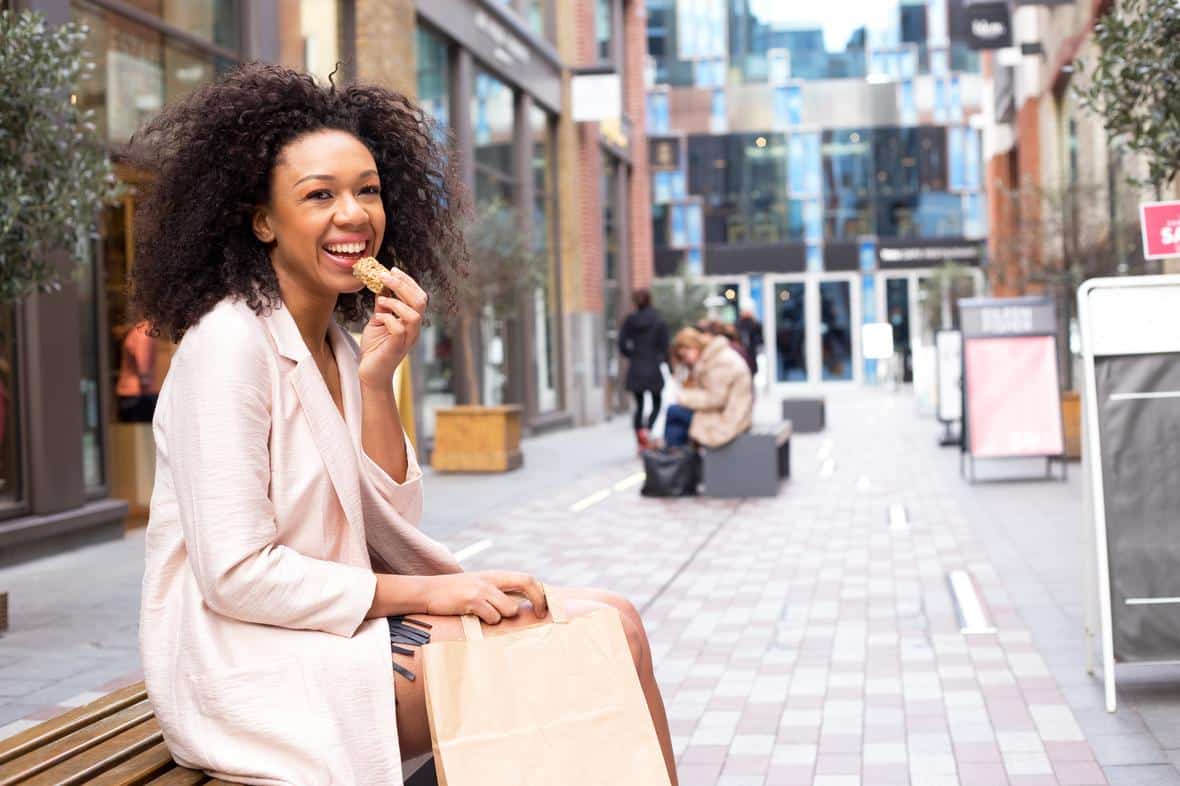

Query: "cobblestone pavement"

xmin=3 ymin=389 xmax=1180 ymax=785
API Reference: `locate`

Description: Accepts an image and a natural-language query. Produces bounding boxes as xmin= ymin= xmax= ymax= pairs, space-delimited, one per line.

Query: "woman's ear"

xmin=252 ymin=207 xmax=275 ymax=244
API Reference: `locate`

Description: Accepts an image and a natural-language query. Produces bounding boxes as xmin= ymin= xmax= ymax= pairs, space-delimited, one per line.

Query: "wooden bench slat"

xmin=143 ymin=768 xmax=208 ymax=785
xmin=85 ymin=741 xmax=180 ymax=786
xmin=0 ymin=700 xmax=153 ymax=785
xmin=21 ymin=717 xmax=163 ymax=786
xmin=0 ymin=683 xmax=148 ymax=765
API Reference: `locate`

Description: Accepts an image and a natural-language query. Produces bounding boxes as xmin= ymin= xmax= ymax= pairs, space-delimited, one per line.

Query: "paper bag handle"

xmin=460 ymin=583 xmax=566 ymax=641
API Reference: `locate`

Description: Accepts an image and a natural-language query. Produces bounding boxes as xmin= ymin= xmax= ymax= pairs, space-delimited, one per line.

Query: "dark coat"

xmin=619 ymin=306 xmax=669 ymax=393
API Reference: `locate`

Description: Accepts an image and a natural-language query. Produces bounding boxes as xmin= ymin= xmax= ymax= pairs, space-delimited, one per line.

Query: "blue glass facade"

xmin=647 ymin=1 xmax=988 ymax=261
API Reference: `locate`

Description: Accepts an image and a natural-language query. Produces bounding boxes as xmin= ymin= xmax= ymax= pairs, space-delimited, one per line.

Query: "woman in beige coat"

xmin=664 ymin=327 xmax=754 ymax=448
xmin=131 ymin=64 xmax=676 ymax=785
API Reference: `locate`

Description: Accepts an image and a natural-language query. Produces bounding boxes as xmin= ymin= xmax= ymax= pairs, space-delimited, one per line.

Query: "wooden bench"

xmin=0 ymin=682 xmax=437 ymax=785
xmin=701 ymin=421 xmax=792 ymax=498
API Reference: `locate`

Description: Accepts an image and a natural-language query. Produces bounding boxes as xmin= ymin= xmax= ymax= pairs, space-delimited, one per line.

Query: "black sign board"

xmin=965 ymin=2 xmax=1013 ymax=50
xmin=1079 ymin=276 xmax=1180 ymax=711
xmin=877 ymin=238 xmax=983 ymax=269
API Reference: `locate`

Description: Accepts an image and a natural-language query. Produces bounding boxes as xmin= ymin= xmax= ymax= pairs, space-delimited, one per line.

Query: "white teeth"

xmin=325 ymin=242 xmax=365 ymax=254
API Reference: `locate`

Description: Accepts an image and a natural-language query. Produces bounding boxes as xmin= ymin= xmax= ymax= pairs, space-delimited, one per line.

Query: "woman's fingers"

xmin=474 ymin=600 xmax=501 ymax=625
xmin=379 ymin=270 xmax=429 ymax=315
xmin=486 ymin=587 xmax=520 ymax=621
xmin=493 ymin=572 xmax=548 ymax=618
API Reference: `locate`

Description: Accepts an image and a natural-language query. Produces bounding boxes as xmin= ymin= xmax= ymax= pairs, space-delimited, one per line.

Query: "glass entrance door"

xmin=772 ymin=279 xmax=808 ymax=383
xmin=766 ymin=273 xmax=860 ymax=386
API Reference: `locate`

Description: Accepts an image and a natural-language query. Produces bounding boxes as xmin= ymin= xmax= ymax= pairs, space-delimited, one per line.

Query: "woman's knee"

xmin=572 ymin=589 xmax=651 ymax=669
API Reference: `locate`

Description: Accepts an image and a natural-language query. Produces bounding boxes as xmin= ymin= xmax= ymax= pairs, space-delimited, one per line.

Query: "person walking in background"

xmin=618 ymin=289 xmax=669 ymax=451
xmin=736 ymin=303 xmax=763 ymax=378
xmin=114 ymin=320 xmax=158 ymax=423
xmin=664 ymin=327 xmax=753 ymax=449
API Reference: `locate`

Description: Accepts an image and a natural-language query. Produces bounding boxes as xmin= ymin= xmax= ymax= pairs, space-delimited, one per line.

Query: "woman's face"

xmin=253 ymin=129 xmax=385 ymax=300
xmin=677 ymin=345 xmax=700 ymax=367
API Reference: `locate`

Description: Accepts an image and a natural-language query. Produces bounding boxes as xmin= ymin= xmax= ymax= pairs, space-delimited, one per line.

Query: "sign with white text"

xmin=1140 ymin=201 xmax=1180 ymax=260
xmin=964 ymin=2 xmax=1013 ymax=50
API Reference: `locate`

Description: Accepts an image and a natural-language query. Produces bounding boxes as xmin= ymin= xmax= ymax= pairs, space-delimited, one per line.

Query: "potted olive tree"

xmin=0 ymin=10 xmax=118 ymax=622
xmin=1 ymin=10 xmax=118 ymax=301
xmin=429 ymin=200 xmax=546 ymax=473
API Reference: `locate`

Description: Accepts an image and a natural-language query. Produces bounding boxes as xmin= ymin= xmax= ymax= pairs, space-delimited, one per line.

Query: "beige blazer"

xmin=140 ymin=297 xmax=460 ymax=785
xmin=679 ymin=335 xmax=754 ymax=448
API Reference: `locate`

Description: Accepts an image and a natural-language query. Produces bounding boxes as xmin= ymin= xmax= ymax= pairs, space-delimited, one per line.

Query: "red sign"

xmin=1140 ymin=201 xmax=1180 ymax=260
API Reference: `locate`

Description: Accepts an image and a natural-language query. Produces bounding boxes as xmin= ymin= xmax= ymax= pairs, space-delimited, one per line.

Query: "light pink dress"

xmin=140 ymin=298 xmax=460 ymax=785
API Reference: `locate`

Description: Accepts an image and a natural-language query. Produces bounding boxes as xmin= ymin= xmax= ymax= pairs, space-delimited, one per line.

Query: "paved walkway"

xmin=2 ymin=389 xmax=1180 ymax=785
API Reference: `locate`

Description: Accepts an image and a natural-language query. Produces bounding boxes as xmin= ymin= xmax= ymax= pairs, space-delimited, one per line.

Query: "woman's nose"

xmin=334 ymin=193 xmax=367 ymax=225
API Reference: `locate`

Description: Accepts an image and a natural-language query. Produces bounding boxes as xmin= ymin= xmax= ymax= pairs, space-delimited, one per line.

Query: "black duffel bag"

xmin=640 ymin=446 xmax=700 ymax=497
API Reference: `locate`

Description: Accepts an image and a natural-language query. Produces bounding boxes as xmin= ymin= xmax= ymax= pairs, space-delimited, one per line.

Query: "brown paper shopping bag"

xmin=421 ymin=590 xmax=672 ymax=786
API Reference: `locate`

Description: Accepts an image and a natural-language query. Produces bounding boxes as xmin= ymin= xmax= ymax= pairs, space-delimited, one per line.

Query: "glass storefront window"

xmin=0 ymin=303 xmax=21 ymax=508
xmin=596 ymin=0 xmax=612 ymax=62
xmin=531 ymin=107 xmax=559 ymax=412
xmin=284 ymin=0 xmax=341 ymax=85
xmin=75 ymin=1 xmax=233 ymax=145
xmin=774 ymin=282 xmax=807 ymax=382
xmin=528 ymin=0 xmax=547 ymax=40
xmin=416 ymin=25 xmax=450 ymax=130
xmin=473 ymin=70 xmax=516 ymax=205
xmin=121 ymin=0 xmax=241 ymax=51
xmin=78 ymin=231 xmax=105 ymax=492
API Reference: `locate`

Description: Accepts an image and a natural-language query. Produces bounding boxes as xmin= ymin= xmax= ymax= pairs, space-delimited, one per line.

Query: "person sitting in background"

xmin=698 ymin=319 xmax=752 ymax=371
xmin=664 ymin=327 xmax=753 ymax=449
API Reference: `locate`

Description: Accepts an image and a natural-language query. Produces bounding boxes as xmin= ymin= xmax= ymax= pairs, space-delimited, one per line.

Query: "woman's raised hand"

xmin=424 ymin=571 xmax=549 ymax=624
xmin=357 ymin=269 xmax=429 ymax=390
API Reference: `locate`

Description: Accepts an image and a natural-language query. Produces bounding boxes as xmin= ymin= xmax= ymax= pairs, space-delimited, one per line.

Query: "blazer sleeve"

xmin=166 ymin=310 xmax=376 ymax=637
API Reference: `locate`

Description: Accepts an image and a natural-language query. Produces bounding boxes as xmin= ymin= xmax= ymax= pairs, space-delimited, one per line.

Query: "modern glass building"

xmin=646 ymin=0 xmax=986 ymax=386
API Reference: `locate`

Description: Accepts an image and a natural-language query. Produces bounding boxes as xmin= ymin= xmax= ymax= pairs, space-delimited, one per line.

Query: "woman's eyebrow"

xmin=293 ymin=170 xmax=379 ymax=188
xmin=294 ymin=173 xmax=334 ymax=187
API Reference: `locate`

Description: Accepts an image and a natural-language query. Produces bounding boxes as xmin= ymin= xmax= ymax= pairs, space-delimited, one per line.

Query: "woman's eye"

xmin=307 ymin=190 xmax=332 ymax=200
xmin=361 ymin=185 xmax=381 ymax=196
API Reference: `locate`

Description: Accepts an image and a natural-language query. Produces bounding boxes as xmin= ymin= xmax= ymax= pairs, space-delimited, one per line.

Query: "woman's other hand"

xmin=424 ymin=571 xmax=549 ymax=624
xmin=358 ymin=269 xmax=429 ymax=390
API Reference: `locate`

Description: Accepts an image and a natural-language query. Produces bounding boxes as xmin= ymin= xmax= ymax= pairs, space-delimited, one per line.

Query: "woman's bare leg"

xmin=392 ymin=591 xmax=678 ymax=785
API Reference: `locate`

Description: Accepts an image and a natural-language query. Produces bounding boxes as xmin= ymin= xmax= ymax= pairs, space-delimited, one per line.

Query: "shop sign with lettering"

xmin=1140 ymin=201 xmax=1180 ymax=260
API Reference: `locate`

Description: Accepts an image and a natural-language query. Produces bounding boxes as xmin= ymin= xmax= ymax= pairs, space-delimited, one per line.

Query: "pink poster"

xmin=965 ymin=335 xmax=1064 ymax=457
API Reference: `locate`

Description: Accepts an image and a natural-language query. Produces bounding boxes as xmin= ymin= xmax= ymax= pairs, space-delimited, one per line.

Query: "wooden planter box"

xmin=431 ymin=405 xmax=523 ymax=473
xmin=1062 ymin=390 xmax=1082 ymax=460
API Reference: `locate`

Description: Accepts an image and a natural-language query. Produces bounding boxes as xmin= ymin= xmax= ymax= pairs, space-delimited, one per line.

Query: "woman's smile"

xmin=321 ymin=235 xmax=373 ymax=272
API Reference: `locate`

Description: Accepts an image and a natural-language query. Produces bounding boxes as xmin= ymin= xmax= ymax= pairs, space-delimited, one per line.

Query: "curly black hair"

xmin=125 ymin=62 xmax=466 ymax=342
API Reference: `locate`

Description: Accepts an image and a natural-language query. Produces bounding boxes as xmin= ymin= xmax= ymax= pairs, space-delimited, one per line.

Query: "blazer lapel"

xmin=262 ymin=305 xmax=366 ymax=558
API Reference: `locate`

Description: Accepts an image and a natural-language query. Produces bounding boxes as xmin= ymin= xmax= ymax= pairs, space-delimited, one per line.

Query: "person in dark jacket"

xmin=735 ymin=305 xmax=763 ymax=377
xmin=618 ymin=289 xmax=669 ymax=450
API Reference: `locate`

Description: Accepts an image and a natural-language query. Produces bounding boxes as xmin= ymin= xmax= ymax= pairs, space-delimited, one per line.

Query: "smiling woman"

xmin=125 ymin=63 xmax=677 ymax=785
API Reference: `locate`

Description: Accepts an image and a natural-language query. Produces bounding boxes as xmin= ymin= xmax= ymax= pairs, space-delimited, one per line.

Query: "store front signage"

xmin=877 ymin=239 xmax=982 ymax=267
xmin=473 ymin=10 xmax=532 ymax=68
xmin=1140 ymin=200 xmax=1180 ymax=260
xmin=960 ymin=297 xmax=1056 ymax=338
xmin=965 ymin=2 xmax=1013 ymax=50
xmin=418 ymin=0 xmax=562 ymax=111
